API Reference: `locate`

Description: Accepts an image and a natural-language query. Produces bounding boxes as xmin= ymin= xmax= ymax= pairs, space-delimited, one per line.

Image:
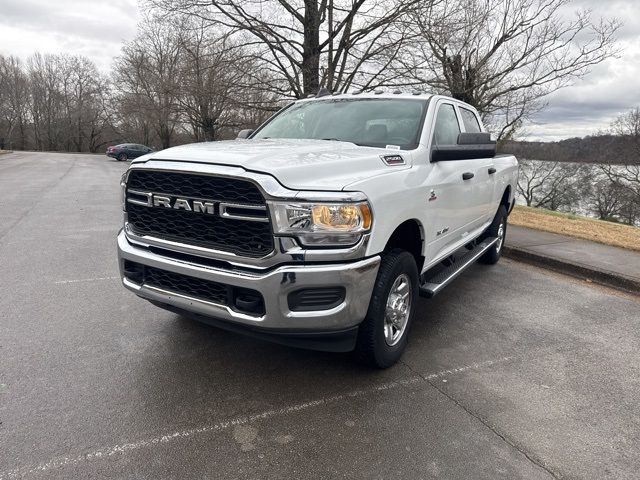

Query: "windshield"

xmin=253 ymin=98 xmax=428 ymax=150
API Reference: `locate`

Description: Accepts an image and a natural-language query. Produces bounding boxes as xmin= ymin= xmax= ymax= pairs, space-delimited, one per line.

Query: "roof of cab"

xmin=293 ymin=91 xmax=483 ymax=116
xmin=295 ymin=90 xmax=435 ymax=103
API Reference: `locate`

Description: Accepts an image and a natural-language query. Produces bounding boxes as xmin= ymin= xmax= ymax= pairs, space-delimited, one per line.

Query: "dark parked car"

xmin=106 ymin=143 xmax=153 ymax=161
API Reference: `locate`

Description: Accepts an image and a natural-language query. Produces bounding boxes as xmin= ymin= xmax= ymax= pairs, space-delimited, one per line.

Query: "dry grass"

xmin=0 ymin=150 xmax=12 ymax=155
xmin=509 ymin=205 xmax=640 ymax=252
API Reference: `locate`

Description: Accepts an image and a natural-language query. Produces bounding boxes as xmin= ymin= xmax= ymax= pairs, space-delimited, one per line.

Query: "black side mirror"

xmin=236 ymin=129 xmax=254 ymax=139
xmin=431 ymin=132 xmax=496 ymax=162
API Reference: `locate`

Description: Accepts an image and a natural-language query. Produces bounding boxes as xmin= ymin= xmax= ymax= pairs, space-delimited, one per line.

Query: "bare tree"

xmin=24 ymin=53 xmax=111 ymax=152
xmin=587 ymin=176 xmax=622 ymax=221
xmin=28 ymin=53 xmax=64 ymax=150
xmin=177 ymin=21 xmax=266 ymax=141
xmin=610 ymin=106 xmax=640 ymax=159
xmin=0 ymin=55 xmax=29 ymax=150
xmin=616 ymin=188 xmax=640 ymax=226
xmin=56 ymin=55 xmax=109 ymax=152
xmin=113 ymin=15 xmax=184 ymax=148
xmin=149 ymin=0 xmax=424 ymax=98
xmin=86 ymin=81 xmax=121 ymax=153
xmin=600 ymin=107 xmax=640 ymax=213
xmin=404 ymin=0 xmax=620 ymax=140
xmin=517 ymin=159 xmax=557 ymax=207
xmin=517 ymin=159 xmax=584 ymax=210
xmin=582 ymin=170 xmax=640 ymax=225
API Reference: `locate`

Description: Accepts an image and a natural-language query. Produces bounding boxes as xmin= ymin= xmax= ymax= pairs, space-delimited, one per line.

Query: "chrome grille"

xmin=125 ymin=170 xmax=274 ymax=257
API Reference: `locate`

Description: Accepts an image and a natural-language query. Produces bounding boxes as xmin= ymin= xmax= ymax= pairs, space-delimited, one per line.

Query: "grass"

xmin=508 ymin=205 xmax=640 ymax=252
xmin=0 ymin=150 xmax=12 ymax=155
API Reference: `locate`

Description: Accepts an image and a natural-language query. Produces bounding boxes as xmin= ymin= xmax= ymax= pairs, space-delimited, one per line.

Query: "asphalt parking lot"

xmin=1 ymin=151 xmax=639 ymax=479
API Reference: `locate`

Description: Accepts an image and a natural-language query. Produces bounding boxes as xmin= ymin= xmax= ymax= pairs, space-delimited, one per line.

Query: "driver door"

xmin=423 ymin=101 xmax=481 ymax=266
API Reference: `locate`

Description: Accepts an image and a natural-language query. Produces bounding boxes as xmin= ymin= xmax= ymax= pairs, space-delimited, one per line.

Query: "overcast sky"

xmin=1 ymin=0 xmax=639 ymax=142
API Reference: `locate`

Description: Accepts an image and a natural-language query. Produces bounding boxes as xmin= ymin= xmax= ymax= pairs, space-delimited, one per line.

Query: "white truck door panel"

xmin=471 ymin=159 xmax=496 ymax=226
xmin=425 ymin=159 xmax=479 ymax=263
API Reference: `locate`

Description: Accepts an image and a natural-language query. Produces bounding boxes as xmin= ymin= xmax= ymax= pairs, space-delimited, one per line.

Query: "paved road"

xmin=1 ymin=151 xmax=639 ymax=479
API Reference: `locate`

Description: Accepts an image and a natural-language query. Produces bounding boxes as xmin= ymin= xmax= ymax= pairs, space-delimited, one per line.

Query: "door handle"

xmin=488 ymin=167 xmax=497 ymax=175
xmin=462 ymin=172 xmax=474 ymax=180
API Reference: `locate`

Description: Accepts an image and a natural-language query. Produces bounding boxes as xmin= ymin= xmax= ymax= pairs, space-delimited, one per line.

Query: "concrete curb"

xmin=504 ymin=246 xmax=640 ymax=295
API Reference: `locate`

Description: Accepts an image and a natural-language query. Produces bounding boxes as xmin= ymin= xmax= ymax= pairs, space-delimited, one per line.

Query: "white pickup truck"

xmin=117 ymin=92 xmax=518 ymax=367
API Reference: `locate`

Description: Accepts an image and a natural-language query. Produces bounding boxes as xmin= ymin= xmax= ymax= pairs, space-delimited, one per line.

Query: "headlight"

xmin=271 ymin=201 xmax=372 ymax=246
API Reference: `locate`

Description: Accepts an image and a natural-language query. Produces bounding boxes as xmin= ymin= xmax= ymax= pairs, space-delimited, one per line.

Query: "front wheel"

xmin=478 ymin=205 xmax=507 ymax=265
xmin=354 ymin=250 xmax=418 ymax=368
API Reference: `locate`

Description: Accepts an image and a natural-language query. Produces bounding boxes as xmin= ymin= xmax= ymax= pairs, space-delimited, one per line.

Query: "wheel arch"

xmin=501 ymin=185 xmax=513 ymax=213
xmin=382 ymin=219 xmax=425 ymax=272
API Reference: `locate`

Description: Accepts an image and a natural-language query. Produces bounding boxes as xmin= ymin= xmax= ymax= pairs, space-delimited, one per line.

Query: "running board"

xmin=419 ymin=237 xmax=499 ymax=298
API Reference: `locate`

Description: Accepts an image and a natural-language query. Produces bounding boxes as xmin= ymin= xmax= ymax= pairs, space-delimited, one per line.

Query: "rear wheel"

xmin=117 ymin=153 xmax=127 ymax=162
xmin=479 ymin=205 xmax=507 ymax=265
xmin=354 ymin=250 xmax=418 ymax=368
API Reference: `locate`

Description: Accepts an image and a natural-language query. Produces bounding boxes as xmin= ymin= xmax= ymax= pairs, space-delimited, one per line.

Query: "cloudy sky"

xmin=1 ymin=0 xmax=639 ymax=142
xmin=0 ymin=0 xmax=139 ymax=70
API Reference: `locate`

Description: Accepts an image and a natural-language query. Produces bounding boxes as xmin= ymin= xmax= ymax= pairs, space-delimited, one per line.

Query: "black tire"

xmin=478 ymin=205 xmax=507 ymax=265
xmin=354 ymin=250 xmax=418 ymax=368
xmin=117 ymin=153 xmax=127 ymax=162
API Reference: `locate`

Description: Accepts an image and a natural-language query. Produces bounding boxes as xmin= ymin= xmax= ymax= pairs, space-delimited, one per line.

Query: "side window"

xmin=432 ymin=104 xmax=460 ymax=146
xmin=460 ymin=107 xmax=481 ymax=133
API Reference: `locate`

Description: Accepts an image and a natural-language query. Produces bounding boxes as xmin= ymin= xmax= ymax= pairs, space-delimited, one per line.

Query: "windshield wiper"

xmin=321 ymin=138 xmax=341 ymax=141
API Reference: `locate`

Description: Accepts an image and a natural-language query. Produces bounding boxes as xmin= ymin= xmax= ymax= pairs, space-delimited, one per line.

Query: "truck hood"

xmin=132 ymin=139 xmax=411 ymax=191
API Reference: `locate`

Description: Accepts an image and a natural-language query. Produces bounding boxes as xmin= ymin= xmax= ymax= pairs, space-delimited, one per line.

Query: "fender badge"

xmin=428 ymin=189 xmax=437 ymax=201
xmin=381 ymin=154 xmax=405 ymax=166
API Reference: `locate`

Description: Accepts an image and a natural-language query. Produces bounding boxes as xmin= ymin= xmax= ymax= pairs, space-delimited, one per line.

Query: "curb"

xmin=503 ymin=246 xmax=640 ymax=295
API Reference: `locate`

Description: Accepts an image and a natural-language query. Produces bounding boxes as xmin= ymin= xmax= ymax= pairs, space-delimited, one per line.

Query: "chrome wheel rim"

xmin=496 ymin=221 xmax=505 ymax=252
xmin=384 ymin=273 xmax=412 ymax=346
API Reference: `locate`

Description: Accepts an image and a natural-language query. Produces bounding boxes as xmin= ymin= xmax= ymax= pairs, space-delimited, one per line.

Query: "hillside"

xmin=501 ymin=135 xmax=640 ymax=165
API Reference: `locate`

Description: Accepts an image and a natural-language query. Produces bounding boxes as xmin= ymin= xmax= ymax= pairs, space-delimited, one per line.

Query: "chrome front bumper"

xmin=117 ymin=230 xmax=380 ymax=332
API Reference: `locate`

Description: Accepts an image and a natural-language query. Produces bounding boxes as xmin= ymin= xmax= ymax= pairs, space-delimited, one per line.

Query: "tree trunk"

xmin=159 ymin=122 xmax=171 ymax=149
xmin=301 ymin=0 xmax=321 ymax=97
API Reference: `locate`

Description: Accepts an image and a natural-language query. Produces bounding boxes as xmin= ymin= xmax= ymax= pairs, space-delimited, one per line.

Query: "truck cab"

xmin=117 ymin=92 xmax=518 ymax=368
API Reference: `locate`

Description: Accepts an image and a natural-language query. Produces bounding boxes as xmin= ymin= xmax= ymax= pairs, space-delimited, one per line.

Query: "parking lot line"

xmin=0 ymin=356 xmax=514 ymax=479
xmin=53 ymin=276 xmax=120 ymax=285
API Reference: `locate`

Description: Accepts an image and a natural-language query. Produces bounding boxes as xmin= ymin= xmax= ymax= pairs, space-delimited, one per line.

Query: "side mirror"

xmin=431 ymin=132 xmax=496 ymax=162
xmin=236 ymin=129 xmax=254 ymax=140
